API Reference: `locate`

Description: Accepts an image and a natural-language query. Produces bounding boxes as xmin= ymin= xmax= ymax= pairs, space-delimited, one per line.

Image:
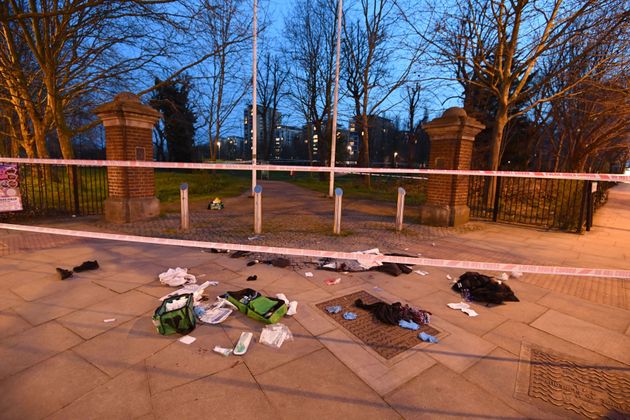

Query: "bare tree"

xmin=403 ymin=82 xmax=422 ymax=164
xmin=284 ymin=0 xmax=338 ymax=167
xmin=193 ymin=0 xmax=251 ymax=162
xmin=0 ymin=13 xmax=50 ymax=157
xmin=428 ymin=0 xmax=628 ymax=175
xmin=533 ymin=17 xmax=629 ymax=172
xmin=342 ymin=0 xmax=419 ymax=170
xmin=257 ymin=51 xmax=289 ymax=161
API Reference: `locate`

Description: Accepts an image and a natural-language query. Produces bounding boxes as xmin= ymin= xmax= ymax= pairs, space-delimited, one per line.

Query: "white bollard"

xmin=180 ymin=183 xmax=189 ymax=231
xmin=396 ymin=187 xmax=406 ymax=232
xmin=333 ymin=187 xmax=343 ymax=235
xmin=254 ymin=184 xmax=263 ymax=234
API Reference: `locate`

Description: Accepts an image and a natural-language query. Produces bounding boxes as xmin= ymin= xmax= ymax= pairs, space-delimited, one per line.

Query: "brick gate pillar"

xmin=419 ymin=107 xmax=485 ymax=227
xmin=94 ymin=92 xmax=161 ymax=223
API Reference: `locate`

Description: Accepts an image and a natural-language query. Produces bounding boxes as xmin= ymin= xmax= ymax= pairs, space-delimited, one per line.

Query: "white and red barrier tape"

xmin=1 ymin=223 xmax=628 ymax=279
xmin=1 ymin=157 xmax=628 ymax=182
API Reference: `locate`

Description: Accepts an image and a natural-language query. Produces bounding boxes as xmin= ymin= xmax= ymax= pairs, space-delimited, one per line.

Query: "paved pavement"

xmin=0 ymin=182 xmax=628 ymax=419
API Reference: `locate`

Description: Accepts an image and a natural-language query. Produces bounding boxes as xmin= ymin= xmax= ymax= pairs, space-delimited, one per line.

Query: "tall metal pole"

xmin=328 ymin=0 xmax=343 ymax=198
xmin=251 ymin=0 xmax=258 ymax=195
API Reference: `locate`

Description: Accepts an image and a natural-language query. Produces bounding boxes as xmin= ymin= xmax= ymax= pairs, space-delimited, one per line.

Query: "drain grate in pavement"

xmin=515 ymin=343 xmax=630 ymax=419
xmin=316 ymin=290 xmax=440 ymax=360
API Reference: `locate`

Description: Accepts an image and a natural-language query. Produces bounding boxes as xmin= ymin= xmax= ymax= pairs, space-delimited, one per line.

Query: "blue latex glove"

xmin=326 ymin=305 xmax=342 ymax=314
xmin=399 ymin=319 xmax=419 ymax=330
xmin=419 ymin=332 xmax=439 ymax=343
xmin=343 ymin=312 xmax=357 ymax=320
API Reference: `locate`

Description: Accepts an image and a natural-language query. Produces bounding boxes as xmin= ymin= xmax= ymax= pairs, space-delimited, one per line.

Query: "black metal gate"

xmin=468 ymin=176 xmax=613 ymax=232
xmin=1 ymin=164 xmax=108 ymax=218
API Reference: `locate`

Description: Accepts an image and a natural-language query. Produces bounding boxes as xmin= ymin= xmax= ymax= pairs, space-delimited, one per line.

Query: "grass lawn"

xmin=155 ymin=170 xmax=251 ymax=204
xmin=267 ymin=171 xmax=427 ymax=205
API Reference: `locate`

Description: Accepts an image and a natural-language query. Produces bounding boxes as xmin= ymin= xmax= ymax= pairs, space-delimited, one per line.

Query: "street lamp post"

xmin=218 ymin=141 xmax=222 ymax=160
xmin=394 ymin=151 xmax=398 ymax=168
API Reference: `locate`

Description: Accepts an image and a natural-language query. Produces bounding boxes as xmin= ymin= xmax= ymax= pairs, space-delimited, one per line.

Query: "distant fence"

xmin=0 ymin=164 xmax=107 ymax=219
xmin=468 ymin=176 xmax=614 ymax=232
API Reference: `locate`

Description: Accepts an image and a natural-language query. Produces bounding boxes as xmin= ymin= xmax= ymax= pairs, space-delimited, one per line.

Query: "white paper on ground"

xmin=447 ymin=302 xmax=470 ymax=310
xmin=159 ymin=281 xmax=212 ymax=302
xmin=352 ymin=248 xmax=383 ymax=269
xmin=213 ymin=346 xmax=233 ymax=356
xmin=199 ymin=307 xmax=232 ymax=324
xmin=103 ymin=318 xmax=116 ymax=323
xmin=158 ymin=267 xmax=196 ymax=287
xmin=179 ymin=335 xmax=196 ymax=345
xmin=275 ymin=293 xmax=289 ymax=305
xmin=447 ymin=302 xmax=479 ymax=317
xmin=461 ymin=308 xmax=479 ymax=317
xmin=304 ymin=272 xmax=313 ymax=277
xmin=414 ymin=270 xmax=429 ymax=276
xmin=287 ymin=301 xmax=298 ymax=316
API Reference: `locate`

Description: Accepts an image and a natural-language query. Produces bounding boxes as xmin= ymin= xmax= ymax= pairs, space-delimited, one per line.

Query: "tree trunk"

xmin=486 ymin=104 xmax=508 ymax=208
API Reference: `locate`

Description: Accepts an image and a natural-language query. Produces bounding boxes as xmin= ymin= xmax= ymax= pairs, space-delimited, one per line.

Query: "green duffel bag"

xmin=224 ymin=289 xmax=287 ymax=324
xmin=152 ymin=293 xmax=196 ymax=335
xmin=246 ymin=295 xmax=287 ymax=324
xmin=223 ymin=288 xmax=261 ymax=314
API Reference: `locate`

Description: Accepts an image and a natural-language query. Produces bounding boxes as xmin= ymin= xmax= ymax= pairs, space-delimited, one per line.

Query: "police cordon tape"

xmin=1 ymin=157 xmax=628 ymax=183
xmin=1 ymin=223 xmax=628 ymax=279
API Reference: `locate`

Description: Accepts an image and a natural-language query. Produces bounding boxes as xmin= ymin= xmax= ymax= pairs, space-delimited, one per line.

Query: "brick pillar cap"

xmin=94 ymin=92 xmax=161 ymax=122
xmin=442 ymin=107 xmax=467 ymax=118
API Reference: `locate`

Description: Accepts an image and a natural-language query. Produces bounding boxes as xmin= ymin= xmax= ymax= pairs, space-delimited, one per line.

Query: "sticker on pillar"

xmin=0 ymin=164 xmax=22 ymax=212
xmin=135 ymin=147 xmax=145 ymax=161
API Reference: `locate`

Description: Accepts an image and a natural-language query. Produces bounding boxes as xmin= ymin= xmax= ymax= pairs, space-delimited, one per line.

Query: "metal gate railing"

xmin=2 ymin=164 xmax=108 ymax=218
xmin=468 ymin=176 xmax=615 ymax=232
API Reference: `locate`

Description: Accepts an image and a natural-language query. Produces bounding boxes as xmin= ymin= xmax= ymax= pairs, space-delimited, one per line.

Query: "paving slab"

xmin=462 ymin=347 xmax=566 ymax=419
xmin=47 ymin=363 xmax=153 ymax=420
xmin=0 ymin=288 xmax=24 ymax=311
xmin=0 ymin=350 xmax=108 ymax=420
xmin=12 ymin=282 xmax=117 ymax=325
xmin=220 ymin=312 xmax=323 ymax=376
xmin=10 ymin=274 xmax=80 ymax=301
xmin=0 ymin=321 xmax=82 ymax=380
xmin=412 ymin=290 xmax=508 ymax=337
xmin=537 ymin=291 xmax=630 ymax=334
xmin=57 ymin=290 xmax=158 ymax=339
xmin=482 ymin=319 xmax=629 ymax=372
xmin=0 ymin=308 xmax=32 ymax=339
xmin=358 ymin=271 xmax=443 ymax=301
xmin=151 ymin=363 xmax=277 ymax=420
xmin=0 ymin=267 xmax=51 ymax=291
xmin=145 ymin=324 xmax=237 ymax=394
xmin=73 ymin=314 xmax=173 ymax=378
xmin=530 ymin=309 xmax=630 ymax=365
xmin=503 ymin=277 xmax=552 ymax=302
xmin=263 ymin=270 xmax=320 ymax=296
xmin=424 ymin=316 xmax=497 ymax=373
xmin=385 ymin=363 xmax=525 ymax=419
xmin=317 ymin=327 xmax=436 ymax=396
xmin=255 ymin=348 xmax=400 ymax=419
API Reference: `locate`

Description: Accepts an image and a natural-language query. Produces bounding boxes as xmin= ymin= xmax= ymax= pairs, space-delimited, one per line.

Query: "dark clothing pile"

xmin=319 ymin=252 xmax=414 ymax=277
xmin=452 ymin=272 xmax=519 ymax=305
xmin=355 ymin=299 xmax=431 ymax=325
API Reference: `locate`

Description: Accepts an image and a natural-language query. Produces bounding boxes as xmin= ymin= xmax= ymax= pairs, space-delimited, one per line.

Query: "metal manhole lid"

xmin=316 ymin=290 xmax=440 ymax=360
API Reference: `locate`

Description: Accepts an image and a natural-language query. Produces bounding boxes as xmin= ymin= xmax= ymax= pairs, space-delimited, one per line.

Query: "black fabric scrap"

xmin=56 ymin=268 xmax=73 ymax=280
xmin=73 ymin=260 xmax=99 ymax=272
xmin=452 ymin=271 xmax=519 ymax=305
xmin=265 ymin=257 xmax=291 ymax=268
xmin=355 ymin=299 xmax=431 ymax=325
xmin=231 ymin=250 xmax=251 ymax=259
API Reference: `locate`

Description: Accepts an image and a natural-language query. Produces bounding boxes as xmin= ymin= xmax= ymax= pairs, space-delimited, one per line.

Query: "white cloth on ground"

xmin=159 ymin=267 xmax=196 ymax=287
